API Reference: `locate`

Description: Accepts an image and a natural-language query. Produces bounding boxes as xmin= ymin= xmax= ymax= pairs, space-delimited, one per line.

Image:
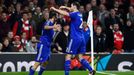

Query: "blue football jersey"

xmin=41 ymin=20 xmax=54 ymax=43
xmin=69 ymin=12 xmax=84 ymax=39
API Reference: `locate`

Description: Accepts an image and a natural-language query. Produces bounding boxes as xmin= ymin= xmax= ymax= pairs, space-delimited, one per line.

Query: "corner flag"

xmin=87 ymin=11 xmax=94 ymax=69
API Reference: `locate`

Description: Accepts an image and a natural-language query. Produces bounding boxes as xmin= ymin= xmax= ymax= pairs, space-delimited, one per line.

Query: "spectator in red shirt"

xmin=21 ymin=32 xmax=28 ymax=51
xmin=13 ymin=12 xmax=33 ymax=40
xmin=12 ymin=35 xmax=24 ymax=52
xmin=112 ymin=23 xmax=124 ymax=54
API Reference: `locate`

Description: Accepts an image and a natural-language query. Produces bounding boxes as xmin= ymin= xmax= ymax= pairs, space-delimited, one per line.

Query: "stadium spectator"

xmin=2 ymin=37 xmax=13 ymax=52
xmin=7 ymin=4 xmax=15 ymax=18
xmin=28 ymin=12 xmax=36 ymax=35
xmin=112 ymin=23 xmax=124 ymax=54
xmin=93 ymin=13 xmax=101 ymax=30
xmin=55 ymin=22 xmax=70 ymax=53
xmin=29 ymin=1 xmax=36 ymax=13
xmin=33 ymin=7 xmax=43 ymax=35
xmin=42 ymin=9 xmax=49 ymax=20
xmin=127 ymin=6 xmax=134 ymax=24
xmin=23 ymin=6 xmax=30 ymax=12
xmin=113 ymin=1 xmax=124 ymax=26
xmin=26 ymin=36 xmax=38 ymax=52
xmin=91 ymin=0 xmax=97 ymax=7
xmin=83 ymin=3 xmax=92 ymax=21
xmin=0 ymin=0 xmax=133 ymax=53
xmin=105 ymin=8 xmax=122 ymax=30
xmin=33 ymin=0 xmax=38 ymax=8
xmin=10 ymin=3 xmax=22 ymax=28
xmin=12 ymin=35 xmax=24 ymax=52
xmin=94 ymin=26 xmax=106 ymax=53
xmin=98 ymin=4 xmax=109 ymax=30
xmin=13 ymin=12 xmax=33 ymax=40
xmin=7 ymin=31 xmax=14 ymax=44
xmin=123 ymin=20 xmax=134 ymax=52
xmin=0 ymin=12 xmax=11 ymax=42
xmin=105 ymin=27 xmax=114 ymax=52
xmin=21 ymin=32 xmax=28 ymax=51
xmin=79 ymin=5 xmax=85 ymax=14
xmin=91 ymin=0 xmax=99 ymax=16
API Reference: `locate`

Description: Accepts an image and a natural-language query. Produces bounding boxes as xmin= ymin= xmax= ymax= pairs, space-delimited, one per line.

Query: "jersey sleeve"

xmin=43 ymin=21 xmax=51 ymax=26
xmin=69 ymin=12 xmax=76 ymax=19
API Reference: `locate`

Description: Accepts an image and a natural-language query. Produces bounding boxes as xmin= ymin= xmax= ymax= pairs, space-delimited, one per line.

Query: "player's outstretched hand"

xmin=53 ymin=24 xmax=61 ymax=32
xmin=50 ymin=7 xmax=56 ymax=11
xmin=59 ymin=6 xmax=66 ymax=9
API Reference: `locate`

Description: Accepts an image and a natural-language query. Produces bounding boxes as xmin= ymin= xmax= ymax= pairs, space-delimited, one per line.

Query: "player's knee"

xmin=78 ymin=54 xmax=83 ymax=61
xmin=33 ymin=62 xmax=40 ymax=70
xmin=41 ymin=61 xmax=48 ymax=67
xmin=65 ymin=54 xmax=72 ymax=60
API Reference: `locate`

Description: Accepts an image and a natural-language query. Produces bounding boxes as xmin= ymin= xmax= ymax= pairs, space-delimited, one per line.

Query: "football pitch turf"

xmin=0 ymin=71 xmax=134 ymax=75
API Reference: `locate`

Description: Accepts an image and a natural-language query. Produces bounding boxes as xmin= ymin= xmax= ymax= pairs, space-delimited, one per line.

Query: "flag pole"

xmin=87 ymin=11 xmax=94 ymax=69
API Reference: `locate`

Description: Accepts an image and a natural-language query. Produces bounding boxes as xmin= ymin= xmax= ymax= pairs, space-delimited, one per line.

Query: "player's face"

xmin=71 ymin=4 xmax=75 ymax=11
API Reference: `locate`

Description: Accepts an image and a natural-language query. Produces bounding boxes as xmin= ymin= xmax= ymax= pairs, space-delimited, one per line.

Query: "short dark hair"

xmin=21 ymin=12 xmax=28 ymax=16
xmin=72 ymin=2 xmax=80 ymax=9
xmin=49 ymin=11 xmax=56 ymax=19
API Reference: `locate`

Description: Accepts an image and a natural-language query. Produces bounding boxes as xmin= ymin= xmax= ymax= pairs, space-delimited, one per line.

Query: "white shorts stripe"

xmin=66 ymin=39 xmax=73 ymax=53
xmin=37 ymin=44 xmax=43 ymax=61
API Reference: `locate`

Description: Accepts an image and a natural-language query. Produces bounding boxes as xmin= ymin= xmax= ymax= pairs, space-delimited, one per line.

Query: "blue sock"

xmin=38 ymin=66 xmax=45 ymax=75
xmin=64 ymin=60 xmax=71 ymax=75
xmin=29 ymin=67 xmax=35 ymax=75
xmin=80 ymin=59 xmax=93 ymax=72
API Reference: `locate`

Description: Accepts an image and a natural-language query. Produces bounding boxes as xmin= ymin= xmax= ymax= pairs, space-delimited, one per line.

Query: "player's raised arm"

xmin=44 ymin=24 xmax=55 ymax=29
xmin=50 ymin=7 xmax=70 ymax=16
xmin=44 ymin=24 xmax=59 ymax=30
xmin=59 ymin=6 xmax=72 ymax=11
xmin=44 ymin=23 xmax=61 ymax=32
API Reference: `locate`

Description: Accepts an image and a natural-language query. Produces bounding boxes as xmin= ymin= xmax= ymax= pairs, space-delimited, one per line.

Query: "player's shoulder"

xmin=77 ymin=12 xmax=82 ymax=17
xmin=44 ymin=20 xmax=52 ymax=25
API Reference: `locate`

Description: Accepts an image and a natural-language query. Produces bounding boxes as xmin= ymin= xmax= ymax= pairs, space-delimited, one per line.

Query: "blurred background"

xmin=0 ymin=0 xmax=134 ymax=73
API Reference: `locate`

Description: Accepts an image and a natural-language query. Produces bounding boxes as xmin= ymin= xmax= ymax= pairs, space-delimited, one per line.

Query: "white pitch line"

xmin=97 ymin=71 xmax=117 ymax=75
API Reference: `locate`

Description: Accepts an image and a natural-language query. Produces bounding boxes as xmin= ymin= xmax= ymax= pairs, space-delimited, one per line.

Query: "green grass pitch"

xmin=0 ymin=71 xmax=134 ymax=75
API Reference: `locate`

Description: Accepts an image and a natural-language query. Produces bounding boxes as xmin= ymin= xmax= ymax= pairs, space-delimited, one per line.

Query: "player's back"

xmin=69 ymin=12 xmax=84 ymax=39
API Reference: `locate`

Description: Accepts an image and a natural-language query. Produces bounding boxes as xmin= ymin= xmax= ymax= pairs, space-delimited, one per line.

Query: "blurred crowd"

xmin=0 ymin=0 xmax=134 ymax=54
